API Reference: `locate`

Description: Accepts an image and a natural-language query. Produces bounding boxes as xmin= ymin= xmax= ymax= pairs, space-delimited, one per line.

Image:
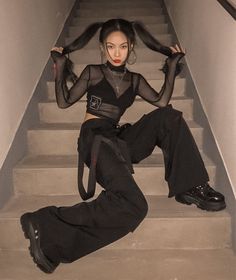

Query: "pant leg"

xmin=119 ymin=105 xmax=209 ymax=197
xmin=30 ymin=135 xmax=148 ymax=265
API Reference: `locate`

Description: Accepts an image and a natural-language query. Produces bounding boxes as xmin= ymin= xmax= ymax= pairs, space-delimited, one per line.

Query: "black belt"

xmin=78 ymin=134 xmax=134 ymax=201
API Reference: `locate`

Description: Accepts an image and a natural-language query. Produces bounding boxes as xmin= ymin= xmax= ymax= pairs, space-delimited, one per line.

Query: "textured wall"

xmin=0 ymin=0 xmax=75 ymax=169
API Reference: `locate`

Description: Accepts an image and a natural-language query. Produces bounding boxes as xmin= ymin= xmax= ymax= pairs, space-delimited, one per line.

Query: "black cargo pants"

xmin=29 ymin=106 xmax=209 ymax=266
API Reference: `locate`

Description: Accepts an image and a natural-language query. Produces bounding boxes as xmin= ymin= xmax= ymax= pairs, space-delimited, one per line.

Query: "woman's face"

xmin=103 ymin=31 xmax=129 ymax=66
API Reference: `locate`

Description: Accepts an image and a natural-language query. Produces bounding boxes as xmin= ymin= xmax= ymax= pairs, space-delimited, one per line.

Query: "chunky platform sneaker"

xmin=175 ymin=183 xmax=226 ymax=211
xmin=20 ymin=213 xmax=56 ymax=273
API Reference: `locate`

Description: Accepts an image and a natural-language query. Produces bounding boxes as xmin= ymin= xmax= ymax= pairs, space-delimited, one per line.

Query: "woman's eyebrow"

xmin=106 ymin=41 xmax=128 ymax=45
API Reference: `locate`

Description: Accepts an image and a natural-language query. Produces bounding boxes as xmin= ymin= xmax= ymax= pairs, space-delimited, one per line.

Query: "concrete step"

xmin=65 ymin=33 xmax=173 ymax=49
xmin=13 ymin=153 xmax=216 ymax=196
xmin=72 ymin=15 xmax=167 ymax=26
xmin=38 ymin=98 xmax=194 ymax=124
xmin=76 ymin=8 xmax=164 ymax=17
xmin=0 ymin=195 xmax=231 ymax=251
xmin=0 ymin=249 xmax=235 ymax=280
xmin=69 ymin=23 xmax=169 ymax=37
xmin=78 ymin=1 xmax=163 ymax=9
xmin=47 ymin=78 xmax=186 ymax=100
xmin=26 ymin=120 xmax=203 ymax=156
xmin=80 ymin=0 xmax=163 ymax=3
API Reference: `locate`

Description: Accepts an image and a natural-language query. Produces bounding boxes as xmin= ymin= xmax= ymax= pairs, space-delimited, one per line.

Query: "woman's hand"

xmin=161 ymin=44 xmax=185 ymax=76
xmin=51 ymin=46 xmax=64 ymax=54
xmin=51 ymin=46 xmax=65 ymax=63
xmin=170 ymin=44 xmax=185 ymax=54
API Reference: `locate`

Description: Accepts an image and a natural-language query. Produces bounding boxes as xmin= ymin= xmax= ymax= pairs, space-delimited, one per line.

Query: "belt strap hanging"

xmin=77 ymin=134 xmax=134 ymax=201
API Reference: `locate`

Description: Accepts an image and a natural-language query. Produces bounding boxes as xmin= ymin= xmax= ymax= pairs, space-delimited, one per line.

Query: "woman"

xmin=20 ymin=18 xmax=226 ymax=274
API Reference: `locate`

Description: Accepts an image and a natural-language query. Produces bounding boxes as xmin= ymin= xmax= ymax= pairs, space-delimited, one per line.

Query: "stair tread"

xmin=0 ymin=249 xmax=235 ymax=280
xmin=72 ymin=22 xmax=167 ymax=27
xmin=30 ymin=119 xmax=201 ymax=130
xmin=78 ymin=7 xmax=163 ymax=12
xmin=0 ymin=195 xmax=229 ymax=219
xmin=70 ymin=23 xmax=168 ymax=31
xmin=15 ymin=152 xmax=214 ymax=169
xmin=73 ymin=14 xmax=166 ymax=22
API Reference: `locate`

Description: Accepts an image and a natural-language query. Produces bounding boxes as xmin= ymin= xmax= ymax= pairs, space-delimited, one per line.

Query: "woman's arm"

xmin=51 ymin=48 xmax=90 ymax=109
xmin=137 ymin=45 xmax=185 ymax=108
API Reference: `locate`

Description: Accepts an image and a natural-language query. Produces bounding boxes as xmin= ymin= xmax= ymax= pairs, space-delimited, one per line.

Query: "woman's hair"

xmin=99 ymin=19 xmax=136 ymax=47
xmin=61 ymin=18 xmax=172 ymax=82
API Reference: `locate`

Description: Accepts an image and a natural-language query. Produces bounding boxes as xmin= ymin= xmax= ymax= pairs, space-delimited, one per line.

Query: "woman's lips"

xmin=113 ymin=59 xmax=121 ymax=63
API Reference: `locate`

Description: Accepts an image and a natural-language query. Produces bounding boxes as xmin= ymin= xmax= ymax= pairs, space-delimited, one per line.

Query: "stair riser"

xmin=1 ymin=250 xmax=236 ymax=280
xmin=65 ymin=34 xmax=173 ymax=49
xmin=27 ymin=127 xmax=203 ymax=156
xmin=76 ymin=8 xmax=163 ymax=17
xmin=13 ymin=166 xmax=216 ymax=196
xmin=80 ymin=0 xmax=163 ymax=3
xmin=47 ymin=79 xmax=186 ymax=101
xmin=0 ymin=216 xmax=230 ymax=250
xmin=78 ymin=2 xmax=162 ymax=8
xmin=73 ymin=15 xmax=167 ymax=25
xmin=69 ymin=23 xmax=169 ymax=37
xmin=39 ymin=100 xmax=194 ymax=124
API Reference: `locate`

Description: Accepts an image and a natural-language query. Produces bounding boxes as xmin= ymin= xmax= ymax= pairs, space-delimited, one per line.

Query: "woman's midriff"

xmin=83 ymin=113 xmax=101 ymax=123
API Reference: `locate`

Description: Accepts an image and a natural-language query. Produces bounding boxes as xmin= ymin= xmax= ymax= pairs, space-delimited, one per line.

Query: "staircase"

xmin=0 ymin=0 xmax=235 ymax=279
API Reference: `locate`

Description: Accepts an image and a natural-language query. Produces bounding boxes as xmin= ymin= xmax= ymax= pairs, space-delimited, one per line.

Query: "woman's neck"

xmin=105 ymin=61 xmax=126 ymax=73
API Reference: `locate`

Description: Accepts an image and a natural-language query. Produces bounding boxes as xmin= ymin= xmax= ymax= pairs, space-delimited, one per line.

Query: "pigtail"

xmin=62 ymin=22 xmax=104 ymax=54
xmin=58 ymin=22 xmax=103 ymax=83
xmin=132 ymin=21 xmax=172 ymax=57
xmin=132 ymin=21 xmax=184 ymax=75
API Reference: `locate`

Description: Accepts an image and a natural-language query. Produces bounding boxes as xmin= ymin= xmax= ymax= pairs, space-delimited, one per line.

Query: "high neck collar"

xmin=105 ymin=61 xmax=126 ymax=73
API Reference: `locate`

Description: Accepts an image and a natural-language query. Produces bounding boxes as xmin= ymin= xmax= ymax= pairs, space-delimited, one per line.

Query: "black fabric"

xmin=29 ymin=107 xmax=209 ymax=265
xmin=51 ymin=51 xmax=184 ymax=121
xmin=78 ymin=131 xmax=134 ymax=201
xmin=118 ymin=106 xmax=209 ymax=197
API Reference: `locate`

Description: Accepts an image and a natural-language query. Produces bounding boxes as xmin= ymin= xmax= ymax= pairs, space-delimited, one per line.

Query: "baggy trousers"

xmin=29 ymin=106 xmax=209 ymax=266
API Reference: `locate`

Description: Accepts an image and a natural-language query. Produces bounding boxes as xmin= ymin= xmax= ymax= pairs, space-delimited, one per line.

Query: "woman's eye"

xmin=107 ymin=45 xmax=113 ymax=49
xmin=121 ymin=45 xmax=128 ymax=49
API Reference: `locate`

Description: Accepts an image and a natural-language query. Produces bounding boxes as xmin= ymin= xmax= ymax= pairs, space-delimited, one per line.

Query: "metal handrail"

xmin=217 ymin=0 xmax=236 ymax=20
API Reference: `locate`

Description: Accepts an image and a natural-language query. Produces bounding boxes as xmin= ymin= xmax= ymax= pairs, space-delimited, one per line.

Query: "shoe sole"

xmin=175 ymin=195 xmax=226 ymax=211
xmin=20 ymin=213 xmax=56 ymax=273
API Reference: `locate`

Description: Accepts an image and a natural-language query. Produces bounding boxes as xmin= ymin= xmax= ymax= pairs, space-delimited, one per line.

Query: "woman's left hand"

xmin=170 ymin=44 xmax=185 ymax=54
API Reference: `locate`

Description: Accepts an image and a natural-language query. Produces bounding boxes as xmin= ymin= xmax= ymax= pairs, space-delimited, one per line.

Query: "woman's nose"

xmin=114 ymin=47 xmax=120 ymax=57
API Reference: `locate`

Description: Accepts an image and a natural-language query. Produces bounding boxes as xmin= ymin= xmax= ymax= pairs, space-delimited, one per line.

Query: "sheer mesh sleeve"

xmin=51 ymin=51 xmax=90 ymax=108
xmin=136 ymin=52 xmax=185 ymax=107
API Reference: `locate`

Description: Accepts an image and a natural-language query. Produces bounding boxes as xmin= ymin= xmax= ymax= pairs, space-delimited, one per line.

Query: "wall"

xmin=0 ymin=0 xmax=76 ymax=207
xmin=0 ymin=0 xmax=75 ymax=170
xmin=164 ymin=0 xmax=236 ymax=198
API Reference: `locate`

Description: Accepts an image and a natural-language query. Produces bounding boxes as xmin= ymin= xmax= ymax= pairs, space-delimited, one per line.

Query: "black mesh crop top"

xmin=51 ymin=51 xmax=184 ymax=123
